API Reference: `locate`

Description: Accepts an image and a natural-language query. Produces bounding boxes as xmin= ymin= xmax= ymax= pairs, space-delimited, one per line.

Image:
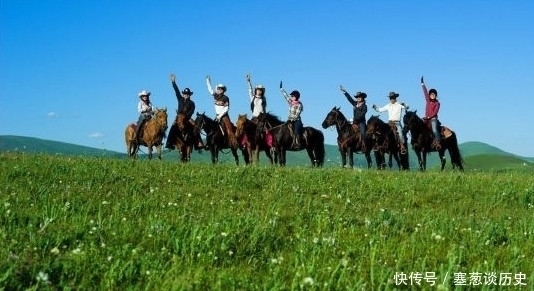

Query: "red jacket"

xmin=422 ymin=84 xmax=440 ymax=119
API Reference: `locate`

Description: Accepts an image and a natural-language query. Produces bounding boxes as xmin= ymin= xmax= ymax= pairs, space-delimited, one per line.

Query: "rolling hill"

xmin=1 ymin=135 xmax=532 ymax=171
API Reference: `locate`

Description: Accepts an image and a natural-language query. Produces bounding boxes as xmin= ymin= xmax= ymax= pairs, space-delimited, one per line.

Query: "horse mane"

xmin=261 ymin=112 xmax=284 ymax=126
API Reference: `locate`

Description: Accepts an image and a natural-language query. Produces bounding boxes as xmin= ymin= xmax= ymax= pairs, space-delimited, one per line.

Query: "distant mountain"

xmin=460 ymin=141 xmax=533 ymax=163
xmin=0 ymin=135 xmax=125 ymax=158
xmin=1 ymin=135 xmax=532 ymax=170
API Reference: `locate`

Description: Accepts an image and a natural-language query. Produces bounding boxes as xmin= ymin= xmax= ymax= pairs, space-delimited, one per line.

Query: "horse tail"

xmin=447 ymin=132 xmax=464 ymax=170
xmin=314 ymin=129 xmax=325 ymax=166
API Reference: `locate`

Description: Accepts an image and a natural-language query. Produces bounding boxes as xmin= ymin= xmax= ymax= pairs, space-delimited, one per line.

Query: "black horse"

xmin=256 ymin=112 xmax=325 ymax=167
xmin=193 ymin=112 xmax=249 ymax=165
xmin=321 ymin=107 xmax=374 ymax=168
xmin=366 ymin=115 xmax=410 ymax=170
xmin=403 ymin=110 xmax=464 ymax=171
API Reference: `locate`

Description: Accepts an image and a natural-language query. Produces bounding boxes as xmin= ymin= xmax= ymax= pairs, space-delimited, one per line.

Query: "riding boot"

xmin=222 ymin=118 xmax=238 ymax=148
xmin=293 ymin=137 xmax=301 ymax=149
xmin=433 ymin=139 xmax=442 ymax=150
xmin=165 ymin=125 xmax=176 ymax=150
xmin=399 ymin=143 xmax=407 ymax=154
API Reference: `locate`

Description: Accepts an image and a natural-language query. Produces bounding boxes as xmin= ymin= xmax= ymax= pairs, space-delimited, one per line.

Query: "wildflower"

xmin=221 ymin=232 xmax=228 ymax=237
xmin=101 ymin=201 xmax=109 ymax=205
xmin=50 ymin=247 xmax=60 ymax=254
xmin=36 ymin=271 xmax=49 ymax=282
xmin=302 ymin=277 xmax=314 ymax=285
xmin=341 ymin=258 xmax=348 ymax=267
xmin=107 ymin=256 xmax=113 ymax=262
xmin=72 ymin=248 xmax=81 ymax=254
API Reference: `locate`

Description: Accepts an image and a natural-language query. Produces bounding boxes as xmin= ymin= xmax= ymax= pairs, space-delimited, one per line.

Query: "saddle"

xmin=219 ymin=115 xmax=238 ymax=148
xmin=286 ymin=121 xmax=307 ymax=149
xmin=422 ymin=119 xmax=452 ymax=139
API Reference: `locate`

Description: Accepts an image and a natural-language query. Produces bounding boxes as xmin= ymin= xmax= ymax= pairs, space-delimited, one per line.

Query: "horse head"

xmin=322 ymin=106 xmax=347 ymax=129
xmin=403 ymin=110 xmax=420 ymax=132
xmin=154 ymin=108 xmax=168 ymax=131
xmin=235 ymin=114 xmax=248 ymax=137
xmin=366 ymin=115 xmax=382 ymax=137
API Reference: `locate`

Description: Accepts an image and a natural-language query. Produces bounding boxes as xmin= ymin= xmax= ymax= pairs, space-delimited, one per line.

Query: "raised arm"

xmin=280 ymin=81 xmax=291 ymax=103
xmin=421 ymin=76 xmax=430 ymax=102
xmin=340 ymin=85 xmax=356 ymax=106
xmin=246 ymin=74 xmax=254 ymax=101
xmin=206 ymin=75 xmax=214 ymax=95
xmin=170 ymin=74 xmax=182 ymax=100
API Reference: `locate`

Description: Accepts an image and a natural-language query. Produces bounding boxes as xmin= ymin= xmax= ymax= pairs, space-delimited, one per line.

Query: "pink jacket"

xmin=422 ymin=84 xmax=440 ymax=119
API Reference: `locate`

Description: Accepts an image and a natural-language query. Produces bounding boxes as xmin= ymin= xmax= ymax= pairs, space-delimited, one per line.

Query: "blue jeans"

xmin=358 ymin=122 xmax=366 ymax=142
xmin=430 ymin=118 xmax=440 ymax=140
xmin=293 ymin=118 xmax=303 ymax=137
xmin=392 ymin=121 xmax=405 ymax=144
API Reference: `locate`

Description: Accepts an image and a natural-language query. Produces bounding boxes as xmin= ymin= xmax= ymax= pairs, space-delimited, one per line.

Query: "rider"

xmin=136 ymin=90 xmax=154 ymax=142
xmin=372 ymin=92 xmax=409 ymax=154
xmin=340 ymin=85 xmax=368 ymax=151
xmin=206 ymin=75 xmax=238 ymax=148
xmin=165 ymin=73 xmax=205 ymax=150
xmin=280 ymin=81 xmax=303 ymax=149
xmin=421 ymin=76 xmax=442 ymax=150
xmin=246 ymin=74 xmax=267 ymax=123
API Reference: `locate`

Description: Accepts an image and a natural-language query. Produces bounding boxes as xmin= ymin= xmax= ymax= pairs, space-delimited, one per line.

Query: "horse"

xmin=365 ymin=115 xmax=409 ymax=170
xmin=235 ymin=114 xmax=275 ymax=165
xmin=167 ymin=113 xmax=196 ymax=162
xmin=193 ymin=112 xmax=248 ymax=165
xmin=403 ymin=110 xmax=464 ymax=171
xmin=255 ymin=112 xmax=325 ymax=167
xmin=321 ymin=107 xmax=374 ymax=168
xmin=124 ymin=108 xmax=168 ymax=159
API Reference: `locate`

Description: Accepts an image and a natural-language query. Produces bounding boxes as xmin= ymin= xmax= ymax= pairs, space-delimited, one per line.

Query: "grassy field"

xmin=1 ymin=152 xmax=533 ymax=290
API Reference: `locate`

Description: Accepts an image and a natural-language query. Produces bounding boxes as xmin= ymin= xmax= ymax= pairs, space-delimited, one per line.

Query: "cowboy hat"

xmin=216 ymin=84 xmax=227 ymax=92
xmin=138 ymin=90 xmax=151 ymax=97
xmin=387 ymin=91 xmax=400 ymax=99
xmin=354 ymin=92 xmax=367 ymax=98
xmin=182 ymin=88 xmax=193 ymax=96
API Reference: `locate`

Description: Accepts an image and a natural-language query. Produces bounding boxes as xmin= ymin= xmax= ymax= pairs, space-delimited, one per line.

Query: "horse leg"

xmin=306 ymin=147 xmax=316 ymax=167
xmin=157 ymin=145 xmax=163 ymax=160
xmin=232 ymin=148 xmax=240 ymax=165
xmin=339 ymin=149 xmax=347 ymax=168
xmin=348 ymin=150 xmax=354 ymax=169
xmin=365 ymin=151 xmax=372 ymax=168
xmin=422 ymin=151 xmax=427 ymax=171
xmin=211 ymin=147 xmax=218 ymax=164
xmin=415 ymin=150 xmax=423 ymax=171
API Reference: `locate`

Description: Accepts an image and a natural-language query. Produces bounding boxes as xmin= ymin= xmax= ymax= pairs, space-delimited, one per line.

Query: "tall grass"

xmin=1 ymin=152 xmax=533 ymax=290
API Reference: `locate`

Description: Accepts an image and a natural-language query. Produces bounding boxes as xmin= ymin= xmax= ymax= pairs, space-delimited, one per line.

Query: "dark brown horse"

xmin=193 ymin=112 xmax=249 ymax=165
xmin=167 ymin=113 xmax=196 ymax=162
xmin=321 ymin=107 xmax=374 ymax=168
xmin=235 ymin=114 xmax=275 ymax=165
xmin=125 ymin=108 xmax=168 ymax=159
xmin=366 ymin=115 xmax=409 ymax=170
xmin=403 ymin=110 xmax=463 ymax=171
xmin=256 ymin=112 xmax=324 ymax=167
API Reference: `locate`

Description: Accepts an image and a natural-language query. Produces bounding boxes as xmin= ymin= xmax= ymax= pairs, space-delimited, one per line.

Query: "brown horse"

xmin=168 ymin=113 xmax=196 ymax=162
xmin=125 ymin=108 xmax=168 ymax=159
xmin=235 ymin=114 xmax=275 ymax=165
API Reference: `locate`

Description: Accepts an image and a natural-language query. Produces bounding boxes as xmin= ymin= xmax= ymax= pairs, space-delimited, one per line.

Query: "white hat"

xmin=138 ymin=90 xmax=151 ymax=97
xmin=255 ymin=84 xmax=265 ymax=89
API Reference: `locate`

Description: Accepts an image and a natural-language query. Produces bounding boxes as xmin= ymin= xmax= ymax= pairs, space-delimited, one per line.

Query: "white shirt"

xmin=248 ymin=82 xmax=265 ymax=117
xmin=375 ymin=101 xmax=408 ymax=121
xmin=207 ymin=77 xmax=229 ymax=119
xmin=137 ymin=100 xmax=153 ymax=114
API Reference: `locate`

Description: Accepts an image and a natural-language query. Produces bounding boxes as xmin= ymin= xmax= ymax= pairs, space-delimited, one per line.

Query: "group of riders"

xmin=134 ymin=74 xmax=443 ymax=155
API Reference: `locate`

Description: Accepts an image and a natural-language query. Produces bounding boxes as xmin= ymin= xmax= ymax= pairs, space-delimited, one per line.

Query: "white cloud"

xmin=89 ymin=132 xmax=104 ymax=138
xmin=47 ymin=112 xmax=57 ymax=118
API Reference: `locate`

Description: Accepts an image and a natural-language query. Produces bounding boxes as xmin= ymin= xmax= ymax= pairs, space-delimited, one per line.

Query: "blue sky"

xmin=1 ymin=1 xmax=533 ymax=157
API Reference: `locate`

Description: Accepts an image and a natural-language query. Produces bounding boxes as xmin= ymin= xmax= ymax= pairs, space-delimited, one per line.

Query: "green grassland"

xmin=1 ymin=152 xmax=533 ymax=290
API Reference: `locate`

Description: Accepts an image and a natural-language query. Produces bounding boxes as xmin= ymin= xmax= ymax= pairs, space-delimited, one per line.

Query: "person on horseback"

xmin=372 ymin=92 xmax=409 ymax=154
xmin=206 ymin=75 xmax=238 ymax=148
xmin=421 ymin=76 xmax=442 ymax=150
xmin=165 ymin=73 xmax=205 ymax=150
xmin=136 ymin=90 xmax=154 ymax=142
xmin=280 ymin=81 xmax=303 ymax=149
xmin=246 ymin=74 xmax=267 ymax=123
xmin=340 ymin=85 xmax=368 ymax=151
